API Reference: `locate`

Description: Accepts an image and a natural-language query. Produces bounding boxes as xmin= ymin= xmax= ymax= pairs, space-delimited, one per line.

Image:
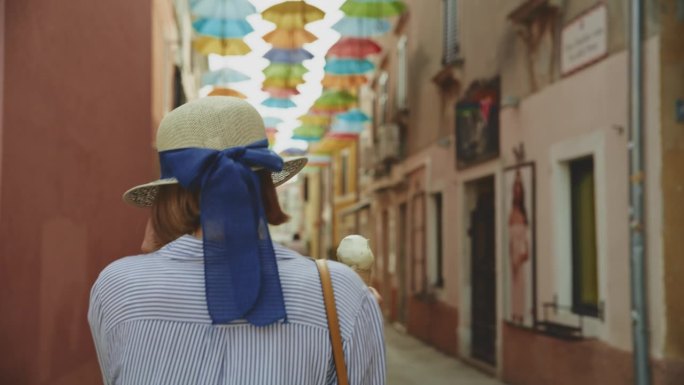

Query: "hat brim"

xmin=122 ymin=157 xmax=308 ymax=208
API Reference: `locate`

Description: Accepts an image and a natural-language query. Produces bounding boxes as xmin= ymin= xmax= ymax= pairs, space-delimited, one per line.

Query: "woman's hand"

xmin=368 ymin=286 xmax=382 ymax=304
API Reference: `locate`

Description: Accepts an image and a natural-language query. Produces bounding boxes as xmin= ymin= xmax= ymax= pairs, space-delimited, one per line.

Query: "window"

xmin=340 ymin=152 xmax=349 ymax=196
xmin=569 ymin=156 xmax=599 ymax=317
xmin=396 ymin=35 xmax=408 ymax=110
xmin=378 ymin=71 xmax=389 ymax=127
xmin=432 ymin=193 xmax=445 ymax=287
xmin=442 ymin=0 xmax=461 ymax=65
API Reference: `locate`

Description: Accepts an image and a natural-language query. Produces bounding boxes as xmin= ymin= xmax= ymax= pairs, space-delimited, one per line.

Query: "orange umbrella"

xmin=261 ymin=1 xmax=325 ymax=29
xmin=263 ymin=29 xmax=317 ymax=49
xmin=207 ymin=87 xmax=247 ymax=98
xmin=321 ymin=74 xmax=368 ymax=89
xmin=193 ymin=36 xmax=251 ymax=56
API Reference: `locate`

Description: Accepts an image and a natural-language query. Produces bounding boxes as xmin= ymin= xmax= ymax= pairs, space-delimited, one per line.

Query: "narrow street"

xmin=386 ymin=325 xmax=505 ymax=385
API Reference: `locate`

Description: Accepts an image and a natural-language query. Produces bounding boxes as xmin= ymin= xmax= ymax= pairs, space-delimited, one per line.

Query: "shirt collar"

xmin=158 ymin=234 xmax=300 ymax=261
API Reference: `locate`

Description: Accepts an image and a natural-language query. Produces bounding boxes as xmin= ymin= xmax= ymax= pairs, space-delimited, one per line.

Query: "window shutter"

xmin=442 ymin=0 xmax=460 ymax=65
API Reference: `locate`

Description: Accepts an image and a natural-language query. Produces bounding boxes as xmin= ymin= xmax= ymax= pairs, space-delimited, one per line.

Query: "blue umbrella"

xmin=333 ymin=17 xmax=391 ymax=37
xmin=324 ymin=58 xmax=375 ymax=75
xmin=337 ymin=108 xmax=370 ymax=123
xmin=262 ymin=97 xmax=297 ymax=109
xmin=201 ymin=67 xmax=250 ymax=86
xmin=331 ymin=119 xmax=365 ymax=133
xmin=280 ymin=147 xmax=307 ymax=156
xmin=193 ymin=18 xmax=254 ymax=38
xmin=264 ymin=48 xmax=314 ymax=64
xmin=263 ymin=117 xmax=284 ymax=127
xmin=191 ymin=0 xmax=256 ymax=19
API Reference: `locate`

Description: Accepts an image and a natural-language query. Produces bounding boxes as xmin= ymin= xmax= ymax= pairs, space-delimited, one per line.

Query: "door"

xmin=469 ymin=176 xmax=496 ymax=365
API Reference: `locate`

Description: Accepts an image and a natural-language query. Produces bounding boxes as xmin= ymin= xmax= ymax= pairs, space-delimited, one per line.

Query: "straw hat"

xmin=123 ymin=96 xmax=307 ymax=207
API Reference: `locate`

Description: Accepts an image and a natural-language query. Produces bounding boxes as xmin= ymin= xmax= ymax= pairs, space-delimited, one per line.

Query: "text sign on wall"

xmin=561 ymin=4 xmax=608 ymax=75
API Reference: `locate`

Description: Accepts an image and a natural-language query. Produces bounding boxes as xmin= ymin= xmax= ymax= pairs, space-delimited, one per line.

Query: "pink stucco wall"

xmin=0 ymin=1 xmax=155 ymax=383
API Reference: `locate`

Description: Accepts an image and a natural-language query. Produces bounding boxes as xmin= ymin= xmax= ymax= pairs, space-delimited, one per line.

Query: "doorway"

xmin=468 ymin=176 xmax=496 ymax=365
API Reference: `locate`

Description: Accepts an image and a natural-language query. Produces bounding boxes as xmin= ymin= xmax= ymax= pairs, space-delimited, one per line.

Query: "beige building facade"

xmin=360 ymin=0 xmax=684 ymax=383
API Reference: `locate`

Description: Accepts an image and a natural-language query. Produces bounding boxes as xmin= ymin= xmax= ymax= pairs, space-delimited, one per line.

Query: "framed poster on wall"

xmin=503 ymin=162 xmax=537 ymax=328
xmin=455 ymin=78 xmax=500 ymax=169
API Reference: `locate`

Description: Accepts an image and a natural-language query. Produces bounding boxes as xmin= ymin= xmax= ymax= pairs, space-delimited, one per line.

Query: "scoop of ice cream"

xmin=337 ymin=235 xmax=374 ymax=271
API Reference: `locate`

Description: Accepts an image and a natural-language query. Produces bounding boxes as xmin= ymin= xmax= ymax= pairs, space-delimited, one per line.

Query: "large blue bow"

xmin=159 ymin=139 xmax=287 ymax=326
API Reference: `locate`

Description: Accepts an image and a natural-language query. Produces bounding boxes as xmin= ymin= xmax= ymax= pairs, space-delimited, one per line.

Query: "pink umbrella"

xmin=328 ymin=37 xmax=382 ymax=58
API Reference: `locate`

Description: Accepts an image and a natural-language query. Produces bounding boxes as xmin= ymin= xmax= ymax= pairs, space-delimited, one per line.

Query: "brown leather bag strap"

xmin=316 ymin=259 xmax=350 ymax=385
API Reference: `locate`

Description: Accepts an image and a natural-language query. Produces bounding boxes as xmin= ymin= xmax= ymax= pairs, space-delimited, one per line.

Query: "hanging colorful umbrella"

xmin=337 ymin=108 xmax=370 ymax=123
xmin=263 ymin=63 xmax=308 ymax=78
xmin=193 ymin=36 xmax=251 ymax=56
xmin=262 ymin=97 xmax=297 ymax=109
xmin=263 ymin=77 xmax=305 ymax=88
xmin=263 ymin=29 xmax=318 ymax=49
xmin=264 ymin=48 xmax=314 ymax=63
xmin=263 ymin=117 xmax=284 ymax=128
xmin=331 ymin=119 xmax=365 ymax=133
xmin=266 ymin=127 xmax=278 ymax=147
xmin=298 ymin=113 xmax=331 ymax=126
xmin=201 ymin=67 xmax=250 ymax=86
xmin=280 ymin=147 xmax=308 ymax=157
xmin=192 ymin=18 xmax=253 ymax=39
xmin=324 ymin=58 xmax=375 ymax=75
xmin=321 ymin=74 xmax=368 ymax=89
xmin=313 ymin=90 xmax=357 ymax=110
xmin=191 ymin=0 xmax=256 ymax=19
xmin=263 ymin=87 xmax=300 ymax=98
xmin=262 ymin=1 xmax=326 ymax=29
xmin=340 ymin=0 xmax=407 ymax=18
xmin=333 ymin=17 xmax=391 ymax=37
xmin=292 ymin=124 xmax=326 ymax=141
xmin=207 ymin=87 xmax=247 ymax=98
xmin=328 ymin=37 xmax=382 ymax=58
xmin=326 ymin=131 xmax=360 ymax=140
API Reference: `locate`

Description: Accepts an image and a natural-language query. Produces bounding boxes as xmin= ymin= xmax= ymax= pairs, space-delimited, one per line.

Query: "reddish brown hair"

xmin=149 ymin=170 xmax=289 ymax=250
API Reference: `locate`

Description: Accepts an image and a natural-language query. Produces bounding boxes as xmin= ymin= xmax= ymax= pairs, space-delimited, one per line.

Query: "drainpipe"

xmin=628 ymin=0 xmax=651 ymax=384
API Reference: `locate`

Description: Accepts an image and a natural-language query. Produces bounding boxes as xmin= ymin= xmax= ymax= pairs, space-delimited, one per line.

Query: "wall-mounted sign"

xmin=561 ymin=4 xmax=608 ymax=76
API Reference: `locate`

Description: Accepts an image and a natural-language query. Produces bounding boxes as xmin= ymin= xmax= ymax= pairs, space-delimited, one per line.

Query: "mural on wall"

xmin=503 ymin=162 xmax=536 ymax=328
xmin=455 ymin=78 xmax=500 ymax=169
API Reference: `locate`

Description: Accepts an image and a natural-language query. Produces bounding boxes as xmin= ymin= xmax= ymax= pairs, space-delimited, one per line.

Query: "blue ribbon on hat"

xmin=159 ymin=139 xmax=287 ymax=326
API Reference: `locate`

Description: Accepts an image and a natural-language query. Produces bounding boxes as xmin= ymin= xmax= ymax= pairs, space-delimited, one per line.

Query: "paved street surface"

xmin=386 ymin=325 xmax=505 ymax=385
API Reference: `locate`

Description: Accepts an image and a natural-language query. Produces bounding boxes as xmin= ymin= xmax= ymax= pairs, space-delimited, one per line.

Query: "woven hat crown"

xmin=156 ymin=96 xmax=266 ymax=151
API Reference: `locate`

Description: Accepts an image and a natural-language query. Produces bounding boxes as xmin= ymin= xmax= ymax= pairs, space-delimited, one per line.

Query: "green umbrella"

xmin=263 ymin=63 xmax=309 ymax=79
xmin=340 ymin=0 xmax=407 ymax=18
xmin=293 ymin=124 xmax=327 ymax=141
xmin=313 ymin=90 xmax=357 ymax=109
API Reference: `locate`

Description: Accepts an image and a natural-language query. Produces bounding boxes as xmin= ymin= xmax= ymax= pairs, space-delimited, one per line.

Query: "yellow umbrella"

xmin=262 ymin=1 xmax=325 ymax=29
xmin=263 ymin=77 xmax=305 ymax=88
xmin=207 ymin=87 xmax=247 ymax=98
xmin=193 ymin=36 xmax=251 ymax=56
xmin=263 ymin=29 xmax=317 ymax=49
xmin=321 ymin=74 xmax=368 ymax=89
xmin=298 ymin=113 xmax=331 ymax=126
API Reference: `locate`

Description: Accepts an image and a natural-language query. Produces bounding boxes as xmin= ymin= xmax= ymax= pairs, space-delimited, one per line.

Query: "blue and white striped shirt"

xmin=88 ymin=235 xmax=385 ymax=385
